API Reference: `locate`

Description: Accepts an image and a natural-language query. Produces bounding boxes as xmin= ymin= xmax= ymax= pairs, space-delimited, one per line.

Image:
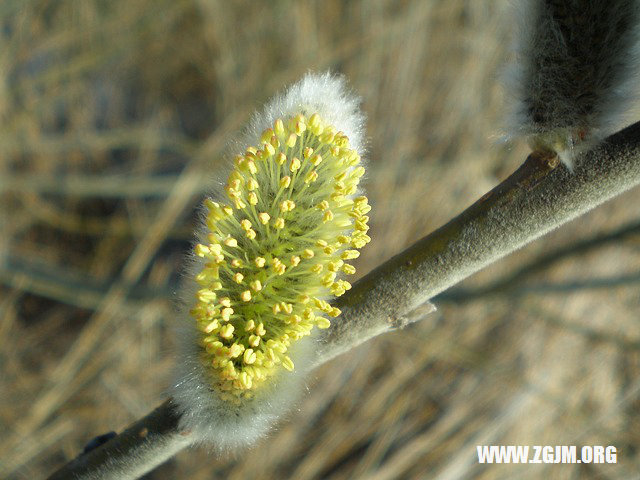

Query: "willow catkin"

xmin=171 ymin=72 xmax=370 ymax=450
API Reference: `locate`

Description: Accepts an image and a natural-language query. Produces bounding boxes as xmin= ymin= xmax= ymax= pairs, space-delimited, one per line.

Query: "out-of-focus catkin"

xmin=503 ymin=0 xmax=640 ymax=169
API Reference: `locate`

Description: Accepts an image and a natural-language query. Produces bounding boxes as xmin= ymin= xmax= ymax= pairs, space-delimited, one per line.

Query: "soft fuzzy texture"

xmin=171 ymin=72 xmax=366 ymax=451
xmin=503 ymin=0 xmax=640 ymax=169
xmin=245 ymin=71 xmax=366 ymax=156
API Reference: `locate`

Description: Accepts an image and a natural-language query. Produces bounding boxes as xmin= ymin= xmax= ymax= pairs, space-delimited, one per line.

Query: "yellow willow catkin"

xmin=190 ymin=112 xmax=371 ymax=401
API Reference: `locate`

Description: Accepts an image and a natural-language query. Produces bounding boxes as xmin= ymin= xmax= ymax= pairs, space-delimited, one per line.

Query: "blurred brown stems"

xmin=48 ymin=119 xmax=640 ymax=479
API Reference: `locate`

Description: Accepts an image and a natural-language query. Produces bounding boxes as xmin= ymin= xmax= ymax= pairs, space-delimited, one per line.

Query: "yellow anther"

xmin=304 ymin=171 xmax=318 ymax=183
xmin=197 ymin=289 xmax=217 ymax=303
xmin=233 ymin=198 xmax=247 ymax=210
xmin=274 ymin=118 xmax=285 ymax=137
xmin=233 ymin=272 xmax=244 ymax=283
xmin=327 ymin=260 xmax=343 ymax=272
xmin=255 ymin=256 xmax=266 ymax=268
xmin=322 ymin=272 xmax=337 ymax=286
xmin=316 ymin=317 xmax=331 ymax=329
xmin=280 ymin=176 xmax=291 ymax=188
xmin=240 ymin=290 xmax=251 ymax=302
xmin=221 ymin=307 xmax=234 ymax=321
xmin=342 ymin=250 xmax=360 ymax=260
xmin=272 ymin=258 xmax=286 ymax=275
xmin=302 ymin=249 xmax=315 ymax=259
xmin=195 ymin=244 xmax=210 ymax=257
xmin=352 ymin=236 xmax=369 ymax=248
xmin=246 ymin=229 xmax=256 ymax=239
xmin=258 ymin=212 xmax=270 ymax=224
xmin=316 ymin=239 xmax=328 ymax=247
xmin=280 ymin=200 xmax=295 ymax=212
xmin=239 ymin=371 xmax=252 ymax=389
xmin=303 ymin=147 xmax=313 ymax=158
xmin=229 ymin=178 xmax=242 ymax=190
xmin=331 ymin=193 xmax=344 ymax=204
xmin=276 ymin=152 xmax=287 ymax=165
xmin=241 ymin=219 xmax=252 ymax=230
xmin=309 ymin=113 xmax=321 ymax=128
xmin=219 ymin=323 xmax=234 ymax=339
xmin=248 ymin=334 xmax=261 ymax=347
xmin=245 ymin=319 xmax=256 ymax=331
xmin=298 ymin=294 xmax=311 ymax=304
xmin=219 ymin=297 xmax=231 ymax=308
xmin=274 ymin=217 xmax=285 ymax=229
xmin=256 ymin=322 xmax=267 ymax=336
xmin=290 ymin=157 xmax=301 ymax=172
xmin=337 ymin=235 xmax=350 ymax=244
xmin=335 ymin=133 xmax=349 ymax=148
xmin=224 ymin=237 xmax=238 ymax=248
xmin=328 ymin=307 xmax=341 ymax=317
xmin=310 ymin=154 xmax=322 ymax=166
xmin=203 ymin=319 xmax=219 ymax=334
xmin=323 ymin=210 xmax=334 ymax=223
xmin=261 ymin=128 xmax=274 ymax=144
xmin=320 ymin=130 xmax=335 ymax=144
xmin=281 ymin=356 xmax=295 ymax=371
xmin=342 ymin=264 xmax=356 ymax=275
xmin=246 ymin=178 xmax=258 ymax=191
xmin=231 ymin=259 xmax=243 ymax=268
xmin=248 ymin=192 xmax=258 ymax=205
xmin=286 ymin=133 xmax=297 ymax=148
xmin=263 ymin=143 xmax=276 ymax=157
xmin=243 ymin=348 xmax=257 ymax=365
xmin=250 ymin=279 xmax=262 ymax=292
xmin=290 ymin=255 xmax=300 ymax=267
xmin=272 ymin=303 xmax=281 ymax=314
xmin=317 ymin=200 xmax=329 ymax=211
xmin=229 ymin=343 xmax=244 ymax=358
xmin=222 ymin=361 xmax=236 ymax=379
xmin=311 ymin=264 xmax=323 ymax=274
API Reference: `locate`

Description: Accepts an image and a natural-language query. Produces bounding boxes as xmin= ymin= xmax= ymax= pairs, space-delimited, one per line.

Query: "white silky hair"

xmin=245 ymin=71 xmax=366 ymax=155
xmin=171 ymin=72 xmax=364 ymax=451
xmin=503 ymin=0 xmax=640 ymax=169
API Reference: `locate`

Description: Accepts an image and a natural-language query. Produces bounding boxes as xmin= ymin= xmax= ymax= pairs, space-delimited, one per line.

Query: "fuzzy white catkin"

xmin=503 ymin=0 xmax=640 ymax=169
xmin=171 ymin=72 xmax=366 ymax=451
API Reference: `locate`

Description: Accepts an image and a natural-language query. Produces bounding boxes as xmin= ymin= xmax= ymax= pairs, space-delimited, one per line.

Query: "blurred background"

xmin=1 ymin=1 xmax=640 ymax=478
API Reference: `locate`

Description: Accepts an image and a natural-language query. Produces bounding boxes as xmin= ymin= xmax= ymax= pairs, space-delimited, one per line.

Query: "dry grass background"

xmin=1 ymin=1 xmax=640 ymax=479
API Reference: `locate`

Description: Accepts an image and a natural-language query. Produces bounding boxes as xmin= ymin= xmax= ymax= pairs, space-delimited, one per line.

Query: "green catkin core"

xmin=190 ymin=113 xmax=371 ymax=400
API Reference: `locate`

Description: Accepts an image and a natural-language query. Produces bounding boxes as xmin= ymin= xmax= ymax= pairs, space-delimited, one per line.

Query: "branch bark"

xmin=47 ymin=399 xmax=192 ymax=480
xmin=47 ymin=120 xmax=640 ymax=480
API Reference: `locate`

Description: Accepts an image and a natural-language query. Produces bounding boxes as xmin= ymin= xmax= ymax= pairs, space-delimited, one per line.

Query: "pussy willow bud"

xmin=172 ymin=72 xmax=369 ymax=449
xmin=503 ymin=0 xmax=640 ymax=169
